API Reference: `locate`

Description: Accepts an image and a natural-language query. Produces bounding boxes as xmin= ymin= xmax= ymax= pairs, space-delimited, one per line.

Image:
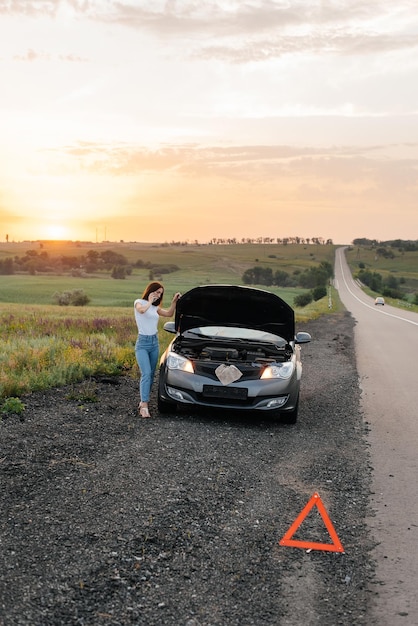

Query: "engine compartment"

xmin=171 ymin=337 xmax=293 ymax=364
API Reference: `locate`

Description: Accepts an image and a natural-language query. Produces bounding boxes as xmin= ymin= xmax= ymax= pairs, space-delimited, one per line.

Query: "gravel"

xmin=0 ymin=311 xmax=376 ymax=626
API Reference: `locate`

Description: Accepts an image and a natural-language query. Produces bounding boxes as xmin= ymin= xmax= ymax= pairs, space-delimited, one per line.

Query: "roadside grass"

xmin=0 ymin=290 xmax=337 ymax=400
xmin=0 ymin=304 xmax=135 ymax=399
xmin=354 ymin=285 xmax=418 ymax=312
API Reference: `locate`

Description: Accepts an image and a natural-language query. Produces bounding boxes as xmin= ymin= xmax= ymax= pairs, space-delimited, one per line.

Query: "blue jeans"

xmin=135 ymin=334 xmax=159 ymax=403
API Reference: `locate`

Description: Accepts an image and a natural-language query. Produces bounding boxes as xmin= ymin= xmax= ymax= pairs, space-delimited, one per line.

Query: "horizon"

xmin=2 ymin=236 xmax=417 ymax=249
xmin=1 ymin=1 xmax=417 ymax=244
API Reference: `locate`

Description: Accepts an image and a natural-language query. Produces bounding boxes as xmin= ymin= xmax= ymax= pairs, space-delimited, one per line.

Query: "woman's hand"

xmin=172 ymin=292 xmax=181 ymax=303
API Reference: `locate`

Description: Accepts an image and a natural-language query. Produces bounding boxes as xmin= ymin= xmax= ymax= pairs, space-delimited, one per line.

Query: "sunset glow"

xmin=43 ymin=225 xmax=70 ymax=241
xmin=1 ymin=1 xmax=418 ymax=244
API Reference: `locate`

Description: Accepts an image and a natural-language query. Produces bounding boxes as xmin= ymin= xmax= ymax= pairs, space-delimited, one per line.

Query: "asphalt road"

xmin=334 ymin=247 xmax=418 ymax=625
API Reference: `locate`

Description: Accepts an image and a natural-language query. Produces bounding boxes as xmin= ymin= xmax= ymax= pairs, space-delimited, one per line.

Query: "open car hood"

xmin=174 ymin=285 xmax=295 ymax=342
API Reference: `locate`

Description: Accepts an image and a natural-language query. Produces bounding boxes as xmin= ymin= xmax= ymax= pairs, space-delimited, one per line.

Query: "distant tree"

xmin=299 ymin=265 xmax=329 ymax=289
xmin=273 ymin=270 xmax=291 ymax=287
xmin=242 ymin=266 xmax=273 ymax=286
xmin=352 ymin=238 xmax=379 ymax=246
xmin=376 ymin=247 xmax=395 ymax=259
xmin=0 ymin=258 xmax=14 ymax=274
xmin=357 ymin=269 xmax=383 ymax=293
xmin=312 ymin=285 xmax=327 ymax=301
xmin=382 ymin=274 xmax=403 ymax=299
xmin=384 ymin=274 xmax=399 ymax=290
xmin=100 ymin=250 xmax=128 ymax=267
xmin=60 ymin=255 xmax=81 ymax=269
xmin=294 ymin=293 xmax=313 ymax=307
xmin=111 ymin=265 xmax=126 ymax=279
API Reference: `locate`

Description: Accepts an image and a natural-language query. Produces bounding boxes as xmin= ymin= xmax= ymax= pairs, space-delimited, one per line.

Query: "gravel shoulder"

xmin=0 ymin=311 xmax=376 ymax=626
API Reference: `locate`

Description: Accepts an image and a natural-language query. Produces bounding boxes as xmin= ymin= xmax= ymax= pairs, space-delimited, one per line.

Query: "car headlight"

xmin=166 ymin=352 xmax=194 ymax=373
xmin=261 ymin=362 xmax=294 ymax=380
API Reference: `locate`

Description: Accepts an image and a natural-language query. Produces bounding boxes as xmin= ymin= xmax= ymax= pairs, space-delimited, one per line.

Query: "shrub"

xmin=382 ymin=287 xmax=404 ymax=299
xmin=357 ymin=269 xmax=383 ymax=292
xmin=53 ymin=289 xmax=90 ymax=306
xmin=274 ymin=270 xmax=291 ymax=287
xmin=312 ymin=286 xmax=327 ymax=301
xmin=294 ymin=293 xmax=313 ymax=307
xmin=299 ymin=262 xmax=333 ymax=288
xmin=0 ymin=258 xmax=14 ymax=275
xmin=1 ymin=397 xmax=25 ymax=419
xmin=242 ymin=266 xmax=273 ymax=286
xmin=111 ymin=265 xmax=126 ymax=279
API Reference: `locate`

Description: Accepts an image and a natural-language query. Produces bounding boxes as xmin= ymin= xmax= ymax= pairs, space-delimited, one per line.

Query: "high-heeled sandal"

xmin=139 ymin=405 xmax=151 ymax=418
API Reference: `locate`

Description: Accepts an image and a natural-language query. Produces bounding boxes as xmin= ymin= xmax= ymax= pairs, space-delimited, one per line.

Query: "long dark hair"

xmin=141 ymin=281 xmax=164 ymax=306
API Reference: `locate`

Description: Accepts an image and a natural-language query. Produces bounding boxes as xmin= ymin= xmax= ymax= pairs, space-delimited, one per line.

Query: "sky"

xmin=0 ymin=0 xmax=417 ymax=245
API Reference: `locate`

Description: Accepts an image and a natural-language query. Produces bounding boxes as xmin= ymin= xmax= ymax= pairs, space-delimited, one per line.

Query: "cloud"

xmin=13 ymin=48 xmax=50 ymax=61
xmin=52 ymin=140 xmax=418 ymax=204
xmin=196 ymin=30 xmax=418 ymax=63
xmin=2 ymin=1 xmax=417 ymax=66
xmin=77 ymin=1 xmax=414 ymax=39
xmin=0 ymin=0 xmax=60 ymax=17
xmin=2 ymin=1 xmax=416 ymax=37
xmin=12 ymin=48 xmax=87 ymax=62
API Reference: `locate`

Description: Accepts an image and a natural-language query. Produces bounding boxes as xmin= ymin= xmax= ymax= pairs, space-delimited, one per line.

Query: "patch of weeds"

xmin=1 ymin=397 xmax=26 ymax=420
xmin=66 ymin=380 xmax=99 ymax=403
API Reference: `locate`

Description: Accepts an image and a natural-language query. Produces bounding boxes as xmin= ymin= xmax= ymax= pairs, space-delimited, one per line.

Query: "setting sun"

xmin=44 ymin=225 xmax=69 ymax=241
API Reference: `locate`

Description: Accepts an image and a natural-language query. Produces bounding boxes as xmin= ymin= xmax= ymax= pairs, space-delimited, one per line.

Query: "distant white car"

xmin=375 ymin=297 xmax=385 ymax=305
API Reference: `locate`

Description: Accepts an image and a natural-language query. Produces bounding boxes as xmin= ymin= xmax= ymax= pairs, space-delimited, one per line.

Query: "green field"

xmin=0 ymin=241 xmax=337 ymax=307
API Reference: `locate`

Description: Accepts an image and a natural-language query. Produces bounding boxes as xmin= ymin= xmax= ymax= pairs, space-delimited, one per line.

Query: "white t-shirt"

xmin=134 ymin=299 xmax=160 ymax=335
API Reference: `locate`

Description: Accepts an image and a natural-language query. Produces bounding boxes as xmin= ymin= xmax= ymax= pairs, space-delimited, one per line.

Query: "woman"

xmin=134 ymin=281 xmax=181 ymax=418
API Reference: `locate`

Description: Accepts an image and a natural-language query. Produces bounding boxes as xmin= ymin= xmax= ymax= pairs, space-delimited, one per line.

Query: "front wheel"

xmin=157 ymin=374 xmax=176 ymax=414
xmin=157 ymin=395 xmax=176 ymax=414
xmin=281 ymin=398 xmax=299 ymax=424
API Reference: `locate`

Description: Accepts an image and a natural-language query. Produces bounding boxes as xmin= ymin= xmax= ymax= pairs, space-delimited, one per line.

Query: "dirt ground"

xmin=0 ymin=311 xmax=377 ymax=625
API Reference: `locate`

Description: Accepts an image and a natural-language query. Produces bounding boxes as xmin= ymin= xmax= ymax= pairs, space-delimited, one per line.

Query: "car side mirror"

xmin=163 ymin=321 xmax=177 ymax=334
xmin=295 ymin=331 xmax=311 ymax=344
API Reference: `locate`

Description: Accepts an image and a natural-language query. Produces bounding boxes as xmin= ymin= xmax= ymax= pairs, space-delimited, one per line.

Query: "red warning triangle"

xmin=279 ymin=492 xmax=344 ymax=553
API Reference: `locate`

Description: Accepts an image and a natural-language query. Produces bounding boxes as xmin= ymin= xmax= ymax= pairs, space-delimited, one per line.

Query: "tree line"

xmin=242 ymin=261 xmax=334 ymax=307
xmin=353 ymin=238 xmax=418 ymax=252
xmin=209 ymin=237 xmax=333 ymax=246
xmin=355 ymin=268 xmax=418 ymax=304
xmin=0 ymin=249 xmax=179 ymax=279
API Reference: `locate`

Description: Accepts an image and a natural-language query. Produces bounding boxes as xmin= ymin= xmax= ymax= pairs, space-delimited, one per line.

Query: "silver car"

xmin=158 ymin=285 xmax=311 ymax=423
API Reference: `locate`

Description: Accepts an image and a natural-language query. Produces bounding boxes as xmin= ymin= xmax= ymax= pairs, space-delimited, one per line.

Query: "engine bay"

xmin=171 ymin=337 xmax=293 ymax=364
